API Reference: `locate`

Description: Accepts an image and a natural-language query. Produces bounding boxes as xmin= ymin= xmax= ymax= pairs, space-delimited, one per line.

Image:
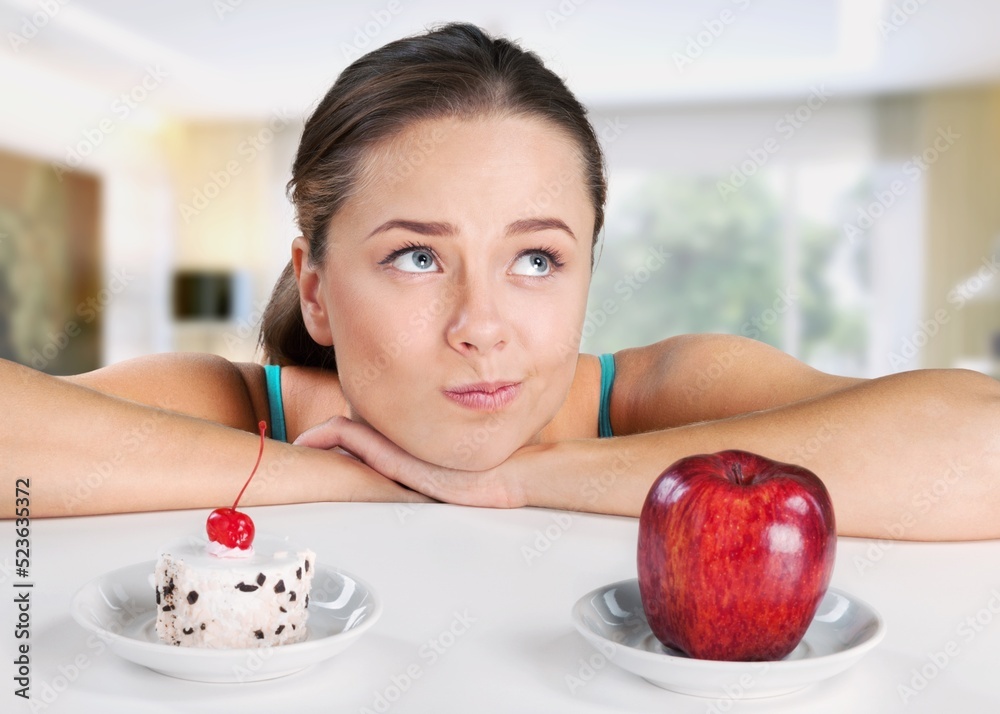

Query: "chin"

xmin=410 ymin=434 xmax=519 ymax=472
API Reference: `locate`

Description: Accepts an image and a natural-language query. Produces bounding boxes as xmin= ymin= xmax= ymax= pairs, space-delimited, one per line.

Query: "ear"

xmin=291 ymin=236 xmax=334 ymax=346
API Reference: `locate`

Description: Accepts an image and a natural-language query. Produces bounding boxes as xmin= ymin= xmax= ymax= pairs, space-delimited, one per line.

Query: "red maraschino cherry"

xmin=206 ymin=421 xmax=266 ymax=550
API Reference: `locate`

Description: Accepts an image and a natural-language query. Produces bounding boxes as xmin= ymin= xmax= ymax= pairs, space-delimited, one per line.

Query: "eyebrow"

xmin=363 ymin=217 xmax=577 ymax=242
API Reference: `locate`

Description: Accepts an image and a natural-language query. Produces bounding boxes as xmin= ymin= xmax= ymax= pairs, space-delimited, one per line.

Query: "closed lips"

xmin=443 ymin=383 xmax=521 ymax=411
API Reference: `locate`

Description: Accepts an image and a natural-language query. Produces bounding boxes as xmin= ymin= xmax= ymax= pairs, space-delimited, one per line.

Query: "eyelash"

xmin=378 ymin=241 xmax=566 ymax=275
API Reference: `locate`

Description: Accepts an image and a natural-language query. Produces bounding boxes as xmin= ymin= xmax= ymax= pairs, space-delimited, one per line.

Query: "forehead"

xmin=349 ymin=114 xmax=591 ymax=218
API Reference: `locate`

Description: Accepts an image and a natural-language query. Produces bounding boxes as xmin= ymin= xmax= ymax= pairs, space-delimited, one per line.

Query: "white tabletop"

xmin=4 ymin=503 xmax=999 ymax=713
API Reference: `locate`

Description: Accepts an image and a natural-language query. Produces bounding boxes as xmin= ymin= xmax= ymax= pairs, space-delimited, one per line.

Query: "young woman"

xmin=4 ymin=23 xmax=998 ymax=539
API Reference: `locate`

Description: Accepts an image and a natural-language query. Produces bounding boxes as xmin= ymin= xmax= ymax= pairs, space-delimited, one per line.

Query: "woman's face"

xmin=297 ymin=115 xmax=596 ymax=470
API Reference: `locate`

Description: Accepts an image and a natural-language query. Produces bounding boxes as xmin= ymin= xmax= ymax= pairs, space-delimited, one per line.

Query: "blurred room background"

xmin=1 ymin=0 xmax=998 ymax=378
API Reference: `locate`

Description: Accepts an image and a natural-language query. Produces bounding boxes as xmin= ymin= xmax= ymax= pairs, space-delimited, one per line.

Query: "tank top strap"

xmin=263 ymin=364 xmax=287 ymax=443
xmin=598 ymin=353 xmax=616 ymax=438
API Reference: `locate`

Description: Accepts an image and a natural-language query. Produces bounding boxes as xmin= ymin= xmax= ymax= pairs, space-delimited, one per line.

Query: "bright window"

xmin=581 ymin=160 xmax=875 ymax=377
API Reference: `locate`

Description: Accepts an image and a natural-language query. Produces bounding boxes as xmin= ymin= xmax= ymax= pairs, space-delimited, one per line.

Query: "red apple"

xmin=637 ymin=449 xmax=836 ymax=661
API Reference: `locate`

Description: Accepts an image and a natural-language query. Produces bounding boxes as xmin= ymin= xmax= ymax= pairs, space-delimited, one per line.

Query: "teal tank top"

xmin=262 ymin=355 xmax=616 ymax=443
xmin=263 ymin=364 xmax=287 ymax=443
xmin=598 ymin=352 xmax=615 ymax=438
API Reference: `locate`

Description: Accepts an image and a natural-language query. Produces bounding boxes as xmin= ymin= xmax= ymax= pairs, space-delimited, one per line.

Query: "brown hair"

xmin=260 ymin=22 xmax=608 ymax=369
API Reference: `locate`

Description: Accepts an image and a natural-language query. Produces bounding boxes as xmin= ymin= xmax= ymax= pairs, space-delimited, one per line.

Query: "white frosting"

xmin=158 ymin=534 xmax=304 ymax=569
xmin=205 ymin=540 xmax=254 ymax=559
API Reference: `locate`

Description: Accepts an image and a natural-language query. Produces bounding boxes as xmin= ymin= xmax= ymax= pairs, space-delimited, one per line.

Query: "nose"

xmin=445 ymin=276 xmax=509 ymax=356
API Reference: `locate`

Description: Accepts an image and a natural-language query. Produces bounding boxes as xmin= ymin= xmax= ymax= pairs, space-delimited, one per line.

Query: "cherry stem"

xmin=232 ymin=421 xmax=266 ymax=510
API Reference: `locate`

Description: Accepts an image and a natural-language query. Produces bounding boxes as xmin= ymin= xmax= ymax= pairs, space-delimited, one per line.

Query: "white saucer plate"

xmin=571 ymin=579 xmax=885 ymax=698
xmin=71 ymin=561 xmax=381 ymax=683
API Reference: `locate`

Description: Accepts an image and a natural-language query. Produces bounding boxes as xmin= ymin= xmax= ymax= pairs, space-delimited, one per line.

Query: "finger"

xmin=295 ymin=417 xmax=423 ymax=487
xmin=293 ymin=416 xmax=350 ymax=449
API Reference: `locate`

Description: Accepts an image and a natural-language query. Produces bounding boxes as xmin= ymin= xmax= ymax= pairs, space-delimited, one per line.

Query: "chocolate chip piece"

xmin=254 ymin=629 xmax=264 ymax=640
xmin=187 ymin=591 xmax=199 ymax=604
xmin=296 ymin=567 xmax=302 ymax=580
xmin=235 ymin=582 xmax=259 ymax=592
xmin=279 ymin=606 xmax=287 ymax=613
xmin=256 ymin=573 xmax=266 ymax=586
xmin=162 ymin=605 xmax=174 ymax=612
xmin=155 ymin=587 xmax=161 ymax=605
xmin=162 ymin=581 xmax=175 ymax=596
xmin=305 ymin=559 xmax=310 ymax=573
xmin=183 ymin=627 xmax=194 ymax=635
xmin=274 ymin=580 xmax=285 ymax=593
xmin=275 ymin=625 xmax=285 ymax=635
xmin=289 ymin=591 xmax=296 ymax=602
xmin=200 ymin=623 xmax=206 ymax=630
xmin=305 ymin=595 xmax=310 ymax=608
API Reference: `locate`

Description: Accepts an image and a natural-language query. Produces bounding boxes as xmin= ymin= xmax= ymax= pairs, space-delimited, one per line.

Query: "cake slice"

xmin=155 ymin=534 xmax=315 ymax=648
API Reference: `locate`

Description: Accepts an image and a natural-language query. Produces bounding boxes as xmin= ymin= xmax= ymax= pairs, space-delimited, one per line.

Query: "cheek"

xmin=325 ymin=275 xmax=438 ymax=405
xmin=324 ymin=275 xmax=398 ymax=371
xmin=527 ymin=275 xmax=590 ymax=347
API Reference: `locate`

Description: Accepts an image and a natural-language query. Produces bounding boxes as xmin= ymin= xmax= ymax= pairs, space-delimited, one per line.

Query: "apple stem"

xmin=232 ymin=420 xmax=267 ymax=509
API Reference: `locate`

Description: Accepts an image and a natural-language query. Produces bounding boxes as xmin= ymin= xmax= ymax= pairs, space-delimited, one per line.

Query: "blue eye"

xmin=512 ymin=252 xmax=550 ymax=276
xmin=511 ymin=249 xmax=564 ymax=277
xmin=380 ymin=244 xmax=438 ymax=272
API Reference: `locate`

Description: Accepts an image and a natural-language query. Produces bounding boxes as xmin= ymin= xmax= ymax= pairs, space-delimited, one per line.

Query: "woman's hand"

xmin=293 ymin=416 xmax=528 ymax=508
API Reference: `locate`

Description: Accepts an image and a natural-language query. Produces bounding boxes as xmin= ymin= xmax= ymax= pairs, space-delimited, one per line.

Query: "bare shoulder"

xmin=609 ymin=334 xmax=865 ymax=434
xmin=63 ymin=352 xmax=267 ymax=432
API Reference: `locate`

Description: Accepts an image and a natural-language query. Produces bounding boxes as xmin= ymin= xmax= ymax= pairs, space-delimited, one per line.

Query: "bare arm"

xmin=1 ymin=357 xmax=426 ymax=518
xmin=291 ymin=336 xmax=1000 ymax=541
xmin=519 ymin=337 xmax=1000 ymax=540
